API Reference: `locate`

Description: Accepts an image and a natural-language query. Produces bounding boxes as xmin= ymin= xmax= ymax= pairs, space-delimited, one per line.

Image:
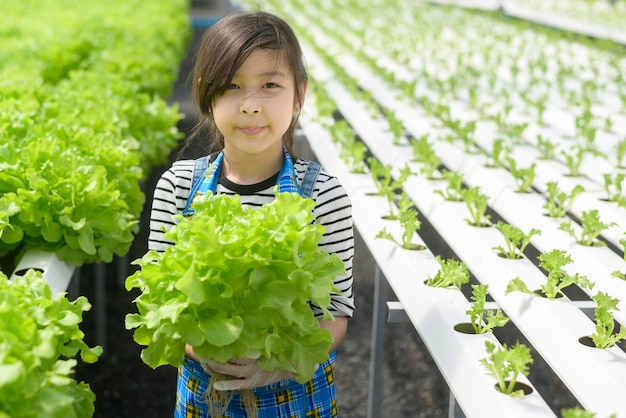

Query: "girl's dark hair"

xmin=182 ymin=11 xmax=308 ymax=157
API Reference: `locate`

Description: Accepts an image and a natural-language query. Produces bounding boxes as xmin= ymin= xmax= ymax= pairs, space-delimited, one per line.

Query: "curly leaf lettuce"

xmin=0 ymin=270 xmax=102 ymax=417
xmin=125 ymin=190 xmax=345 ymax=383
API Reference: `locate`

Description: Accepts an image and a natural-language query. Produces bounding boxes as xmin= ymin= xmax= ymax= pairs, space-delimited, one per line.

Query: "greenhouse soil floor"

xmin=75 ymin=9 xmax=578 ymax=417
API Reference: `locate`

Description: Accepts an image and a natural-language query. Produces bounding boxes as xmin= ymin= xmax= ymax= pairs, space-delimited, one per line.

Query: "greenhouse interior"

xmin=1 ymin=0 xmax=626 ymax=417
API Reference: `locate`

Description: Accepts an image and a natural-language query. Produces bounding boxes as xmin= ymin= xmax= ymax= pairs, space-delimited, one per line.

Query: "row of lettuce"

xmin=261 ymin=0 xmax=626 ymax=416
xmin=0 ymin=0 xmax=190 ymax=267
xmin=0 ymin=1 xmax=190 ymax=416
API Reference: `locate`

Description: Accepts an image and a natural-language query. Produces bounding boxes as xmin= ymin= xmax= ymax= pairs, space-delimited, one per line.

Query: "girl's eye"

xmin=263 ymin=82 xmax=279 ymax=88
xmin=227 ymin=83 xmax=239 ymax=90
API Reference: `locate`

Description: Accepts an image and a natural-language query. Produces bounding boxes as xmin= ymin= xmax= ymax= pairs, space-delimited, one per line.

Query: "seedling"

xmin=384 ymin=108 xmax=404 ymax=145
xmin=410 ymin=133 xmax=442 ymax=179
xmin=309 ymin=83 xmax=337 ymax=123
xmin=543 ymin=181 xmax=585 ymax=218
xmin=590 ymin=291 xmax=626 ymax=349
xmin=340 ymin=140 xmax=367 ymax=173
xmin=399 ymin=79 xmax=417 ymax=102
xmin=559 ymin=209 xmax=615 ymax=246
xmin=329 ymin=119 xmax=354 ymax=146
xmin=456 ymin=120 xmax=477 ymax=153
xmin=367 ymin=160 xmax=413 ymax=219
xmin=424 ymin=256 xmax=469 ymax=289
xmin=367 ymin=157 xmax=393 ymax=196
xmin=434 ymin=170 xmax=464 ymax=202
xmin=480 ymin=340 xmax=533 ymax=397
xmin=493 ymin=221 xmax=541 ymax=259
xmin=376 ymin=197 xmax=424 ymax=250
xmin=484 ymin=138 xmax=510 ymax=168
xmin=507 ymin=158 xmax=536 ymax=193
xmin=500 ymin=122 xmax=528 ymax=144
xmin=561 ymin=146 xmax=585 ymax=177
xmin=603 ymin=173 xmax=626 ymax=204
xmin=466 ymin=284 xmax=509 ymax=334
xmin=575 ymin=104 xmax=604 ymax=155
xmin=616 ymin=138 xmax=626 ymax=168
xmin=505 ymin=249 xmax=594 ymax=299
xmin=330 ymin=118 xmax=366 ymax=173
xmin=560 ymin=407 xmax=616 ymax=418
xmin=536 ymin=134 xmax=556 ymax=160
xmin=532 ymin=96 xmax=547 ymax=126
xmin=461 ymin=186 xmax=491 ymax=227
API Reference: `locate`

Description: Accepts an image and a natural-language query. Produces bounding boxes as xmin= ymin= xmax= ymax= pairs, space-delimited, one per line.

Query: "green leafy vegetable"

xmin=125 ymin=190 xmax=345 ymax=384
xmin=0 ymin=269 xmax=102 ymax=417
xmin=603 ymin=173 xmax=626 ymax=205
xmin=409 ymin=133 xmax=441 ymax=179
xmin=561 ymin=406 xmax=616 ymax=418
xmin=493 ymin=221 xmax=541 ymax=259
xmin=367 ymin=159 xmax=413 ymax=219
xmin=461 ymin=186 xmax=491 ymax=227
xmin=375 ymin=195 xmax=423 ymax=250
xmin=484 ymin=138 xmax=510 ymax=168
xmin=0 ymin=0 xmax=189 ymax=265
xmin=507 ymin=159 xmax=536 ymax=194
xmin=424 ymin=256 xmax=469 ymax=289
xmin=434 ymin=170 xmax=465 ymax=202
xmin=543 ymin=182 xmax=585 ymax=218
xmin=590 ymin=291 xmax=626 ymax=349
xmin=383 ymin=108 xmax=404 ymax=145
xmin=505 ymin=249 xmax=594 ymax=299
xmin=559 ymin=209 xmax=615 ymax=246
xmin=466 ymin=284 xmax=509 ymax=334
xmin=480 ymin=340 xmax=533 ymax=397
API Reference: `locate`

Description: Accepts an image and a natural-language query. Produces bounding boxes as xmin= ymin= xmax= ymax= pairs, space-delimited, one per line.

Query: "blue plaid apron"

xmin=175 ymin=353 xmax=338 ymax=418
xmin=175 ymin=147 xmax=338 ymax=417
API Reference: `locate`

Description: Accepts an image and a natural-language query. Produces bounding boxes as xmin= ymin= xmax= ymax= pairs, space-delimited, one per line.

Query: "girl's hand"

xmin=185 ymin=344 xmax=201 ymax=362
xmin=201 ymin=357 xmax=297 ymax=391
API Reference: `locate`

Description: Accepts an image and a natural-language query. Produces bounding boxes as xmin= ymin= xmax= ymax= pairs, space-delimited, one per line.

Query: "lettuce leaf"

xmin=125 ymin=190 xmax=345 ymax=383
xmin=0 ymin=270 xmax=102 ymax=417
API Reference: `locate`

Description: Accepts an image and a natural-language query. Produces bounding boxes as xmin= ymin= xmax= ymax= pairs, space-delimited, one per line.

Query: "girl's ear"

xmin=294 ymin=81 xmax=308 ymax=114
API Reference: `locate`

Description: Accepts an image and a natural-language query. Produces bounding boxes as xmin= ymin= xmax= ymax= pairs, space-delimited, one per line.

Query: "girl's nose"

xmin=240 ymin=92 xmax=261 ymax=114
xmin=241 ymin=106 xmax=260 ymax=114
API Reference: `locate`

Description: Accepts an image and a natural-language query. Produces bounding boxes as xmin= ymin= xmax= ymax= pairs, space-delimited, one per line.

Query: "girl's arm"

xmin=319 ymin=315 xmax=348 ymax=353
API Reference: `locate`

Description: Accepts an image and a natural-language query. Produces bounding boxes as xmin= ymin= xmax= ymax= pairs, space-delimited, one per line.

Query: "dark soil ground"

xmin=73 ymin=3 xmax=579 ymax=417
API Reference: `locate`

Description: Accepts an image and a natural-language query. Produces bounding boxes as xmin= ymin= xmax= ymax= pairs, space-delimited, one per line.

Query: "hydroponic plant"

xmin=466 ymin=284 xmax=509 ymax=334
xmin=461 ymin=186 xmax=491 ymax=227
xmin=0 ymin=270 xmax=102 ymax=417
xmin=561 ymin=406 xmax=617 ymax=418
xmin=125 ymin=190 xmax=345 ymax=412
xmin=480 ymin=340 xmax=533 ymax=397
xmin=375 ymin=194 xmax=424 ymax=250
xmin=543 ymin=182 xmax=585 ymax=218
xmin=0 ymin=0 xmax=189 ymax=265
xmin=434 ymin=170 xmax=465 ymax=202
xmin=493 ymin=221 xmax=541 ymax=260
xmin=505 ymin=249 xmax=595 ymax=299
xmin=589 ymin=292 xmax=626 ymax=349
xmin=424 ymin=256 xmax=469 ymax=289
xmin=559 ymin=209 xmax=616 ymax=246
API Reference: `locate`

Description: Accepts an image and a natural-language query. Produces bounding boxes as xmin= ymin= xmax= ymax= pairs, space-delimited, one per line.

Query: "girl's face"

xmin=212 ymin=49 xmax=301 ymax=160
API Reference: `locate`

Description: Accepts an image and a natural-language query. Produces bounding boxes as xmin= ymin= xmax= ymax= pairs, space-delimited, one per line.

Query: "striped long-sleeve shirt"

xmin=148 ymin=157 xmax=355 ymax=318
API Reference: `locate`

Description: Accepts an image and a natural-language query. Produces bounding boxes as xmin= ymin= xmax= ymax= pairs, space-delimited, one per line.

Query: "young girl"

xmin=148 ymin=10 xmax=355 ymax=417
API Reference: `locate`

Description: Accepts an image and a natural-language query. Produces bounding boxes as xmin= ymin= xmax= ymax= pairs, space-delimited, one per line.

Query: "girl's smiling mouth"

xmin=239 ymin=126 xmax=264 ymax=136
